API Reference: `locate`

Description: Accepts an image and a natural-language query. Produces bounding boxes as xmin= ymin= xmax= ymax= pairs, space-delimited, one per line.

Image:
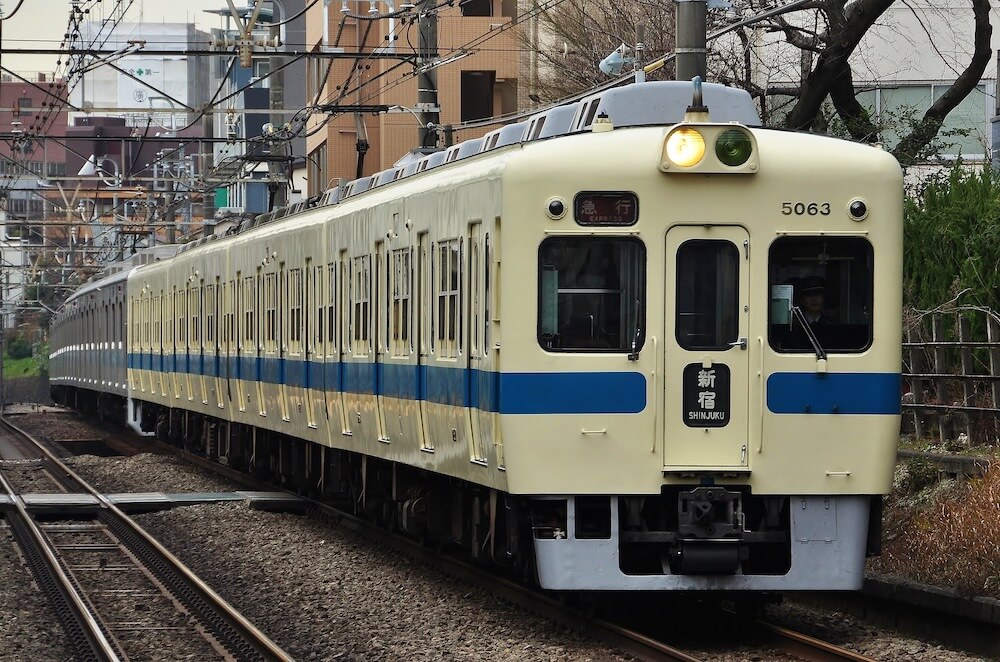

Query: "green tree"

xmin=904 ymin=164 xmax=1000 ymax=312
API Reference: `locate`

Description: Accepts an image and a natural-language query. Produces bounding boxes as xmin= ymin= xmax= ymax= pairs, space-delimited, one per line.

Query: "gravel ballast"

xmin=134 ymin=503 xmax=630 ymax=661
xmin=3 ymin=429 xmax=993 ymax=660
xmin=0 ymin=528 xmax=73 ymax=660
xmin=66 ymin=453 xmax=233 ymax=494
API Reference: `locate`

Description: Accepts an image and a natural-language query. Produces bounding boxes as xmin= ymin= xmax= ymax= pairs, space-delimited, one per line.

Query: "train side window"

xmin=265 ymin=272 xmax=277 ymax=352
xmin=178 ymin=289 xmax=186 ymax=347
xmin=315 ymin=265 xmax=325 ymax=355
xmin=538 ymin=237 xmax=645 ymax=352
xmin=205 ymin=285 xmax=215 ymax=349
xmin=191 ymin=283 xmax=201 ymax=347
xmin=243 ymin=276 xmax=254 ymax=349
xmin=153 ymin=296 xmax=161 ymax=351
xmin=327 ymin=263 xmax=337 ymax=347
xmin=768 ymin=237 xmax=873 ymax=353
xmin=675 ymin=240 xmax=739 ymax=351
xmin=351 ymin=255 xmax=371 ymax=356
xmin=436 ymin=238 xmax=461 ymax=359
xmin=390 ymin=247 xmax=412 ymax=357
xmin=289 ymin=268 xmax=303 ymax=352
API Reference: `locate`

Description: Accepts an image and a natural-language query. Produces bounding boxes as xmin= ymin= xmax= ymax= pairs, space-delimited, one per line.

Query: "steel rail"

xmin=0 ymin=456 xmax=119 ymax=660
xmin=132 ymin=434 xmax=700 ymax=661
xmin=0 ymin=416 xmax=294 ymax=662
xmin=139 ymin=434 xmax=887 ymax=662
xmin=755 ymin=619 xmax=878 ymax=662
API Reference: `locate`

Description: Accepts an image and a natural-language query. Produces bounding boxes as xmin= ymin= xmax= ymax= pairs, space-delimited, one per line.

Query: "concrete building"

xmin=304 ymin=0 xmax=520 ymax=195
xmin=69 ymin=22 xmax=213 ymax=131
xmin=208 ymin=0 xmax=308 ymax=215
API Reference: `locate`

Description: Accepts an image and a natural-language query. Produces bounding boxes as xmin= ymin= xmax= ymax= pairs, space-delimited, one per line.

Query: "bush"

xmin=904 ymin=164 xmax=1000 ymax=312
xmin=5 ymin=335 xmax=32 ymax=360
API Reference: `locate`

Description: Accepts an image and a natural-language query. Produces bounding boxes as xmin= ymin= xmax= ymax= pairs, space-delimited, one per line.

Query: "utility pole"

xmin=417 ymin=0 xmax=439 ymax=148
xmin=675 ymin=0 xmax=707 ymax=82
xmin=164 ymin=178 xmax=176 ymax=244
xmin=268 ymin=15 xmax=287 ymax=209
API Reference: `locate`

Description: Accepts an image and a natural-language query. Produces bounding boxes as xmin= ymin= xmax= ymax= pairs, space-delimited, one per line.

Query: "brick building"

xmin=304 ymin=0 xmax=520 ymax=195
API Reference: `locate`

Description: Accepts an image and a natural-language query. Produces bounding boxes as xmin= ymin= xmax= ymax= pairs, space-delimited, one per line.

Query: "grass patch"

xmin=3 ymin=355 xmax=41 ymax=378
xmin=870 ymin=461 xmax=1000 ymax=598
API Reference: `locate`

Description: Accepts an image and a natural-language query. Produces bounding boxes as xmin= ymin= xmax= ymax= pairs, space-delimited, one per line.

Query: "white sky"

xmin=0 ymin=0 xmax=236 ymax=74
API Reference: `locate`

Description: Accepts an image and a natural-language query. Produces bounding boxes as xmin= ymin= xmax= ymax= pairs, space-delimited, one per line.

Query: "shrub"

xmin=5 ymin=335 xmax=32 ymax=360
xmin=904 ymin=164 xmax=1000 ymax=312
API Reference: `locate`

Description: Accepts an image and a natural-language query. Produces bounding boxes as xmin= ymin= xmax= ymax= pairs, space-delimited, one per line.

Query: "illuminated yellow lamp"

xmin=665 ymin=127 xmax=706 ymax=168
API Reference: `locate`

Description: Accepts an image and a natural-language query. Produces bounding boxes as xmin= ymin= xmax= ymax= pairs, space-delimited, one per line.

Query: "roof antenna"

xmin=683 ymin=76 xmax=711 ymax=123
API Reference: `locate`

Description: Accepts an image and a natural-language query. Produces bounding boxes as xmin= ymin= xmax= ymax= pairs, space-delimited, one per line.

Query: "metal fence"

xmin=903 ymin=308 xmax=1000 ymax=444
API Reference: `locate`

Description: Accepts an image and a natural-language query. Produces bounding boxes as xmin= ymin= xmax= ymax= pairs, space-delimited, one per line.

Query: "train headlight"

xmin=665 ymin=128 xmax=706 ymax=168
xmin=715 ymin=129 xmax=753 ymax=166
xmin=659 ymin=123 xmax=759 ymax=174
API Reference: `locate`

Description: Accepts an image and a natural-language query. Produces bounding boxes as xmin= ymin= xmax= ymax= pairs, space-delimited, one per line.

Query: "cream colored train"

xmin=50 ymin=80 xmax=903 ymax=591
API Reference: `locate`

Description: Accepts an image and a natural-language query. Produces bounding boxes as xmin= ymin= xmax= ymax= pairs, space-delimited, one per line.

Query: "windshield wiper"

xmin=791 ymin=305 xmax=827 ymax=361
xmin=628 ymin=299 xmax=642 ymax=361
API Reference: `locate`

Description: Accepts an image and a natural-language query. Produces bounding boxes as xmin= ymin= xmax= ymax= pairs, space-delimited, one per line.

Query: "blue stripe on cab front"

xmin=499 ymin=371 xmax=647 ymax=414
xmin=766 ymin=372 xmax=901 ymax=415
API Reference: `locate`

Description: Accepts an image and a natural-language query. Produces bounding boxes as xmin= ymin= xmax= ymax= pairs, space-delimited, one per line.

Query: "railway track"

xmin=0 ymin=416 xmax=291 ymax=662
xmin=139 ymin=432 xmax=876 ymax=662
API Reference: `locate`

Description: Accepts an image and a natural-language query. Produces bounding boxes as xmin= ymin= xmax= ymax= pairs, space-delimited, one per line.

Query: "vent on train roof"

xmin=534 ymin=103 xmax=580 ymax=139
xmin=455 ymin=137 xmax=484 ymax=160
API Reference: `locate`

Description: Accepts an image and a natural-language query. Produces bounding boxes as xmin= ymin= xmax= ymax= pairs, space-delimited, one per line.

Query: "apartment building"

xmin=304 ymin=0 xmax=520 ymax=195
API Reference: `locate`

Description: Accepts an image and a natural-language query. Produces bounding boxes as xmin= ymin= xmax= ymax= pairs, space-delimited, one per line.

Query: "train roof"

xmin=247 ymin=80 xmax=761 ymax=226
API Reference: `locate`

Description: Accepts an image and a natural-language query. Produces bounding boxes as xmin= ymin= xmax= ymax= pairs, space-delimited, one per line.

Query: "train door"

xmin=374 ymin=241 xmax=389 ymax=441
xmin=338 ymin=251 xmax=351 ymax=435
xmin=416 ymin=232 xmax=432 ymax=450
xmin=304 ymin=260 xmax=317 ymax=428
xmin=467 ymin=222 xmax=491 ymax=464
xmin=663 ymin=225 xmax=750 ymax=470
xmin=213 ymin=278 xmax=224 ymax=409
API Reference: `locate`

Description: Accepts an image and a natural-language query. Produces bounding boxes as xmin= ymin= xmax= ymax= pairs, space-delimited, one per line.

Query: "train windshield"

xmin=538 ymin=237 xmax=645 ymax=352
xmin=768 ymin=237 xmax=873 ymax=353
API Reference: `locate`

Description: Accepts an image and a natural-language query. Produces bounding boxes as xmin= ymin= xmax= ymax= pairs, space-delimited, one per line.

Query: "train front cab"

xmin=503 ymin=121 xmax=902 ymax=591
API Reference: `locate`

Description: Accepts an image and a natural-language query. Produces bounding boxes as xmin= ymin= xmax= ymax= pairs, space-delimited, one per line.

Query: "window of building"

xmin=461 ymin=0 xmax=491 ymax=16
xmin=538 ymin=237 xmax=645 ymax=352
xmin=14 ymin=97 xmax=30 ymax=118
xmin=768 ymin=237 xmax=874 ymax=354
xmin=675 ymin=241 xmax=739 ymax=351
xmin=461 ymin=71 xmax=495 ymax=122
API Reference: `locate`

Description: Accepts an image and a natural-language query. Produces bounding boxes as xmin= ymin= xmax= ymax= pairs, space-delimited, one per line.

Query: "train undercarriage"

xmin=52 ymin=384 xmax=880 ymax=593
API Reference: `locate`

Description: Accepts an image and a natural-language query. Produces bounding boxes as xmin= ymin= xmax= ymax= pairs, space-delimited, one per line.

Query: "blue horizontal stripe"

xmin=767 ymin=372 xmax=901 ymax=415
xmin=499 ymin=371 xmax=647 ymax=414
xmin=125 ymin=351 xmax=646 ymax=415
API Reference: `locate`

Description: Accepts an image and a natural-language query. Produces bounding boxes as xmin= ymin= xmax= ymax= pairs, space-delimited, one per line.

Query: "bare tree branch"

xmin=892 ymin=0 xmax=992 ymax=164
xmin=784 ymin=0 xmax=895 ymax=130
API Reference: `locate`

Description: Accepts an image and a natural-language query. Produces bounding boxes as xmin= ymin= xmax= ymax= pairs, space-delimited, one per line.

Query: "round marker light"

xmin=715 ymin=129 xmax=753 ymax=166
xmin=666 ymin=127 xmax=706 ymax=167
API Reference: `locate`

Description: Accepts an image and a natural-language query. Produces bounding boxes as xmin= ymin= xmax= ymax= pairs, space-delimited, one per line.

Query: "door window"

xmin=675 ymin=240 xmax=739 ymax=350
